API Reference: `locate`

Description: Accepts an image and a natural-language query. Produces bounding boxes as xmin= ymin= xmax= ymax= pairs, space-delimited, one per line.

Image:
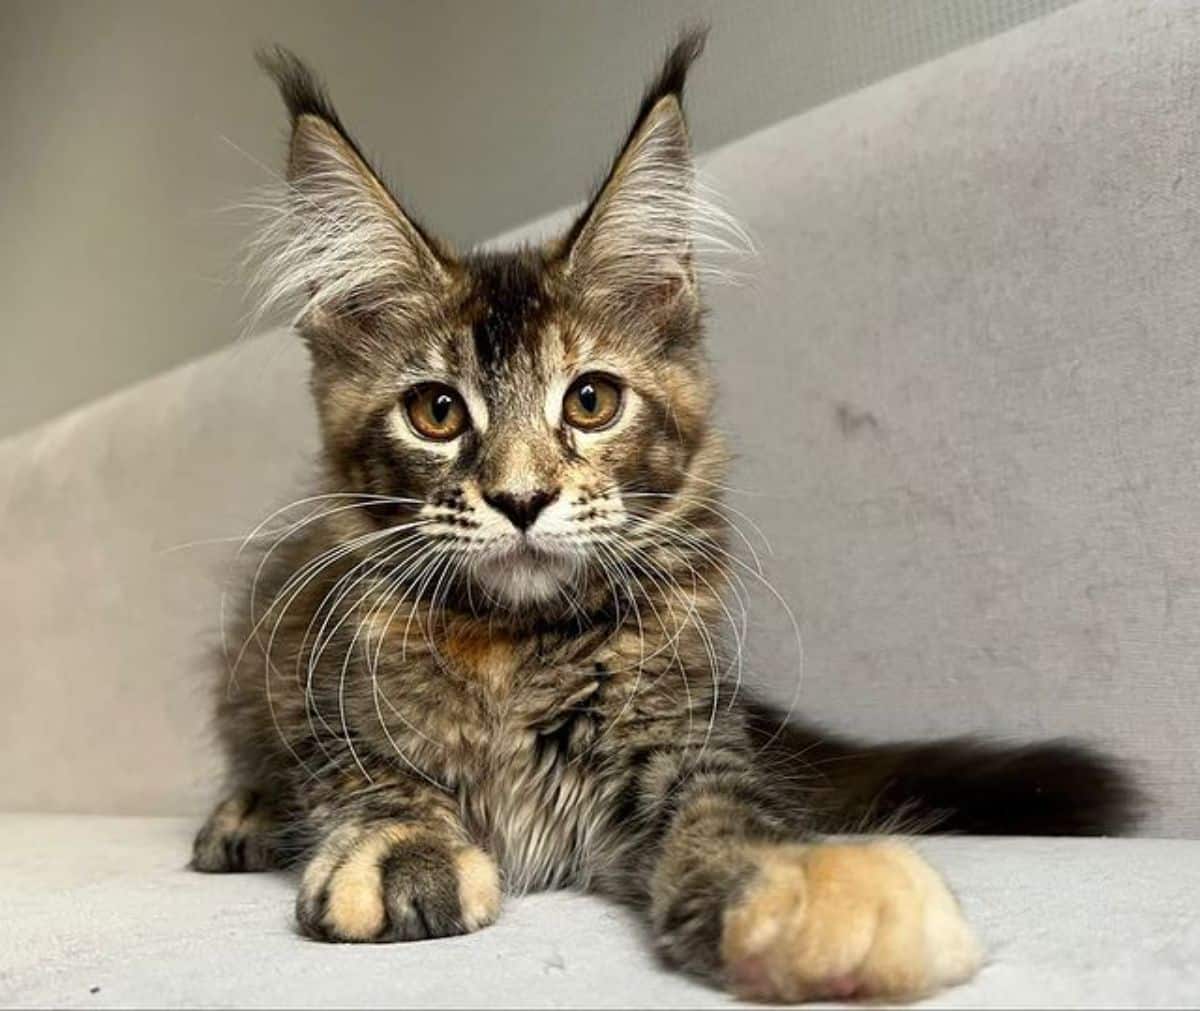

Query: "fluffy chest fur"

xmin=378 ymin=621 xmax=676 ymax=892
xmin=220 ymin=507 xmax=731 ymax=863
xmin=233 ymin=552 xmax=715 ymax=892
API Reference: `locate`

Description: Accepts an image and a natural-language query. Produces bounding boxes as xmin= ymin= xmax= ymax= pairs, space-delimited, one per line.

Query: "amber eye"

xmin=404 ymin=383 xmax=469 ymax=441
xmin=563 ymin=374 xmax=623 ymax=431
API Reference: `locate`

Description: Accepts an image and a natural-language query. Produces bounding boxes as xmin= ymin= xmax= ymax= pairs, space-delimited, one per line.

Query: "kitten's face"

xmin=311 ymin=250 xmax=711 ymax=608
xmin=258 ymin=38 xmax=729 ymax=611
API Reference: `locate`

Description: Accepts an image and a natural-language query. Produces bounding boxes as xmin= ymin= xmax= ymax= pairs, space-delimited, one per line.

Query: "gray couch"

xmin=2 ymin=0 xmax=1198 ymax=1005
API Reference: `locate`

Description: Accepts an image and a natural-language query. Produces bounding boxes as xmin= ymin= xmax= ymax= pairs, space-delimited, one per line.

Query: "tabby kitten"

xmin=194 ymin=32 xmax=1137 ymax=1003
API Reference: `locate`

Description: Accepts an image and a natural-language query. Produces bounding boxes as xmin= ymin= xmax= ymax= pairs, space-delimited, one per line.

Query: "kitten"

xmin=194 ymin=31 xmax=1138 ymax=1003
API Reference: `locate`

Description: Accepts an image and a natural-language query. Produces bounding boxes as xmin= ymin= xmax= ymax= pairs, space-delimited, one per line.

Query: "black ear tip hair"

xmin=644 ymin=24 xmax=710 ymax=111
xmin=254 ymin=44 xmax=339 ymax=127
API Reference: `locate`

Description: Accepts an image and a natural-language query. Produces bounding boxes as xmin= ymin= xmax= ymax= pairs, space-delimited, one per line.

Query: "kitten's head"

xmin=256 ymin=31 xmax=741 ymax=614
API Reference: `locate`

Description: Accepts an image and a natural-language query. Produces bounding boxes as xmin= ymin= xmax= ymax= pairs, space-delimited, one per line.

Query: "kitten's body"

xmin=196 ymin=34 xmax=1137 ymax=1002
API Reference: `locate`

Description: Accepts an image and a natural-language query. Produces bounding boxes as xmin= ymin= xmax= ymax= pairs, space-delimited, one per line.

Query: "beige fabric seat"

xmin=2 ymin=816 xmax=1197 ymax=1008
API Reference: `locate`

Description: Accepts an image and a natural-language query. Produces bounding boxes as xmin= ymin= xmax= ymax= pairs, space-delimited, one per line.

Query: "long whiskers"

xmin=619 ymin=505 xmax=806 ymax=760
xmin=221 ymin=493 xmax=422 ymax=684
xmin=214 ymin=492 xmax=425 ymax=775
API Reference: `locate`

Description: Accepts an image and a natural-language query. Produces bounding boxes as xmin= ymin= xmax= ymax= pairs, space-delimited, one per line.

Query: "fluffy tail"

xmin=744 ymin=701 xmax=1142 ymax=836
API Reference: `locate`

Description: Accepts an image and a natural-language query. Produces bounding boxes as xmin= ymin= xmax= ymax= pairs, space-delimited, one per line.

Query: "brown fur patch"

xmin=441 ymin=620 xmax=523 ymax=689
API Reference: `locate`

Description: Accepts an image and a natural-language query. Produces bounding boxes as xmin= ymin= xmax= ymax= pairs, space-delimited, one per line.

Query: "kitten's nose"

xmin=483 ymin=488 xmax=559 ymax=532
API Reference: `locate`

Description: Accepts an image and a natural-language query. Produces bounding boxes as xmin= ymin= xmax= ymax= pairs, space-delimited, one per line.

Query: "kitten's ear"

xmin=253 ymin=47 xmax=451 ymax=329
xmin=561 ymin=28 xmax=708 ymax=322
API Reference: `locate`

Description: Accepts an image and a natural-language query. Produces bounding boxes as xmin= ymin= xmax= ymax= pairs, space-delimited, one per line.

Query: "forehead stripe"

xmin=468 ymin=252 xmax=547 ymax=371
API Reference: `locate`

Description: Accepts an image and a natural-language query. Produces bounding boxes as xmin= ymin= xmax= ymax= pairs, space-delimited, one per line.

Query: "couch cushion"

xmin=2 ymin=0 xmax=1198 ymax=834
xmin=2 ymin=814 xmax=1197 ymax=1008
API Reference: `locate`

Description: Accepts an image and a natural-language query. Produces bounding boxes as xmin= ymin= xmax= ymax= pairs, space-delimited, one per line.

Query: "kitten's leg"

xmin=192 ymin=788 xmax=279 ymax=872
xmin=635 ymin=762 xmax=982 ymax=1002
xmin=294 ymin=776 xmax=500 ymax=943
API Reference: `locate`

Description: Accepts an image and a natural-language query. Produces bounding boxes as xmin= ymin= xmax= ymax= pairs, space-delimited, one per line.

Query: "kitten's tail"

xmin=744 ymin=701 xmax=1143 ymax=836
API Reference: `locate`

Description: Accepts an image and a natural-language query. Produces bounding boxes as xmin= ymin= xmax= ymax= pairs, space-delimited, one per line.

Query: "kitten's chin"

xmin=473 ymin=547 xmax=576 ymax=606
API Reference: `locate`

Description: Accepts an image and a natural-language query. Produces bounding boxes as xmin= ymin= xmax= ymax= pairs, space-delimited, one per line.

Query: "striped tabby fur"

xmin=195 ymin=31 xmax=1138 ymax=1002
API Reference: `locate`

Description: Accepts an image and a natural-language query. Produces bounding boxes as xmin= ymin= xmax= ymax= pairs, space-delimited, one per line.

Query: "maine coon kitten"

xmin=194 ymin=32 xmax=1137 ymax=1003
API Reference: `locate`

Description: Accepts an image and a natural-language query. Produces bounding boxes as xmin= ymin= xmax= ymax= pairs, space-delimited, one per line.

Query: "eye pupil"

xmin=563 ymin=374 xmax=622 ymax=431
xmin=405 ymin=383 xmax=468 ymax=441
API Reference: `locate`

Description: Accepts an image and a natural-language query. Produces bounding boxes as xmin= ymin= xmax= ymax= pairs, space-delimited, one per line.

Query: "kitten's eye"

xmin=404 ymin=383 xmax=469 ymax=441
xmin=563 ymin=374 xmax=623 ymax=431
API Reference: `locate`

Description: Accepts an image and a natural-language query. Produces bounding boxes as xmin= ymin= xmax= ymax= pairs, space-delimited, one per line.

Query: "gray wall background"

xmin=0 ymin=0 xmax=1074 ymax=438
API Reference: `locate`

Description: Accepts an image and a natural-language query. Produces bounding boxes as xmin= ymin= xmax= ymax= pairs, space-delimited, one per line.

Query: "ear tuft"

xmin=561 ymin=25 xmax=750 ymax=328
xmin=255 ymin=47 xmax=379 ymax=180
xmin=631 ymin=25 xmax=708 ymax=136
xmin=256 ymin=46 xmax=340 ymax=127
xmin=244 ymin=47 xmax=451 ymax=340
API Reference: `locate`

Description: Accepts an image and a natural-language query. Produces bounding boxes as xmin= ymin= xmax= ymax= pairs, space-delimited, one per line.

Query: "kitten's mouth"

xmin=494 ymin=542 xmax=576 ymax=575
xmin=473 ymin=536 xmax=579 ymax=603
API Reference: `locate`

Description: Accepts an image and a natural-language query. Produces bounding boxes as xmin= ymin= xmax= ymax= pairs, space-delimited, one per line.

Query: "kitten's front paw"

xmin=296 ymin=822 xmax=501 ymax=943
xmin=191 ymin=790 xmax=277 ymax=872
xmin=722 ymin=842 xmax=981 ymax=1003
